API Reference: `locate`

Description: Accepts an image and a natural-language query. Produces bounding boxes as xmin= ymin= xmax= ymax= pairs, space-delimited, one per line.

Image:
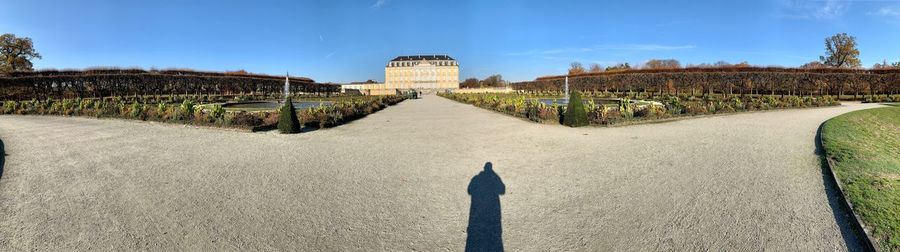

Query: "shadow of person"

xmin=0 ymin=139 xmax=5 ymax=180
xmin=466 ymin=162 xmax=506 ymax=252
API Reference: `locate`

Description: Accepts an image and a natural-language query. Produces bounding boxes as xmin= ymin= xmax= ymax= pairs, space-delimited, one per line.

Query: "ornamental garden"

xmin=0 ymin=68 xmax=406 ymax=133
xmin=441 ymin=67 xmax=899 ymax=127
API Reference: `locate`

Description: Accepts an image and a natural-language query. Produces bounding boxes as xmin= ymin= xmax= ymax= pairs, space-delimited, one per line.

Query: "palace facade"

xmin=384 ymin=55 xmax=459 ymax=90
xmin=341 ymin=55 xmax=459 ymax=95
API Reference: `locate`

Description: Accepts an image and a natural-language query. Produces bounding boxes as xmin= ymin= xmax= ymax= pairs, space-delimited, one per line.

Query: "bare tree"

xmin=605 ymin=63 xmax=631 ymax=72
xmin=643 ymin=59 xmax=681 ymax=69
xmin=732 ymin=61 xmax=751 ymax=67
xmin=568 ymin=62 xmax=585 ymax=75
xmin=713 ymin=61 xmax=732 ymax=67
xmin=588 ymin=63 xmax=603 ymax=73
xmin=800 ymin=61 xmax=827 ymax=69
xmin=482 ymin=74 xmax=506 ymax=87
xmin=461 ymin=78 xmax=480 ymax=88
xmin=873 ymin=59 xmax=900 ymax=69
xmin=225 ymin=69 xmax=249 ymax=75
xmin=820 ymin=33 xmax=861 ymax=68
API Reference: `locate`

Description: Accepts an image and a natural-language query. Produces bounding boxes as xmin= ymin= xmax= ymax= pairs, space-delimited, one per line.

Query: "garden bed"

xmin=438 ymin=92 xmax=841 ymax=126
xmin=0 ymin=95 xmax=406 ymax=132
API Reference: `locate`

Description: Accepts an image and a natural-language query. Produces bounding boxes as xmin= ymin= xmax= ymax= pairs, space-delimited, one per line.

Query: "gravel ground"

xmin=0 ymin=96 xmax=881 ymax=251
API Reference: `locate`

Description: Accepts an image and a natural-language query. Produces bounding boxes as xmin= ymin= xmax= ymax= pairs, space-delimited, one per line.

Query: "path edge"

xmin=818 ymin=121 xmax=882 ymax=252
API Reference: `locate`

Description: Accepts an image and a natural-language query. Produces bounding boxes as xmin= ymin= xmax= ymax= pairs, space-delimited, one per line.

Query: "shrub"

xmin=209 ymin=105 xmax=226 ymax=121
xmin=193 ymin=109 xmax=207 ymax=123
xmin=731 ymin=97 xmax=745 ymax=110
xmin=822 ymin=95 xmax=839 ymax=106
xmin=129 ymin=101 xmax=145 ymax=120
xmin=683 ymin=101 xmax=707 ymax=115
xmin=79 ymin=99 xmax=93 ymax=112
xmin=525 ymin=101 xmax=559 ymax=123
xmin=277 ymin=98 xmax=302 ymax=134
xmin=47 ymin=102 xmax=63 ymax=115
xmin=706 ymin=101 xmax=718 ymax=113
xmin=765 ymin=95 xmax=779 ymax=108
xmin=803 ymin=96 xmax=815 ymax=107
xmin=788 ymin=96 xmax=803 ymax=107
xmin=2 ymin=101 xmax=16 ymax=114
xmin=557 ymin=105 xmax=566 ymax=124
xmin=179 ymin=100 xmax=195 ymax=120
xmin=231 ymin=112 xmax=264 ymax=127
xmin=721 ymin=104 xmax=736 ymax=113
xmin=91 ymin=100 xmax=103 ymax=117
xmin=156 ymin=102 xmax=168 ymax=119
xmin=563 ymin=92 xmax=589 ymax=127
xmin=664 ymin=96 xmax=683 ymax=115
xmin=321 ymin=109 xmax=343 ymax=128
xmin=744 ymin=99 xmax=759 ymax=110
xmin=115 ymin=101 xmax=127 ymax=117
xmin=619 ymin=99 xmax=635 ymax=118
xmin=636 ymin=104 xmax=667 ymax=118
xmin=587 ymin=104 xmax=610 ymax=124
xmin=41 ymin=98 xmax=54 ymax=115
xmin=61 ymin=99 xmax=76 ymax=116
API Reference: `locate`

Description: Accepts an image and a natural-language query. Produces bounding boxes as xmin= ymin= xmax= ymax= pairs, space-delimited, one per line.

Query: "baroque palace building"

xmin=342 ymin=55 xmax=459 ymax=95
xmin=384 ymin=55 xmax=459 ymax=90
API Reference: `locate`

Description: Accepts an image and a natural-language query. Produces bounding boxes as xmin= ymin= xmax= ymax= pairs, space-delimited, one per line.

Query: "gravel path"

xmin=0 ymin=96 xmax=881 ymax=251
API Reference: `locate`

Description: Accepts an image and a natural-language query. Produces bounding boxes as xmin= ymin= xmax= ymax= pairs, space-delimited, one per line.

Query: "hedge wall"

xmin=0 ymin=69 xmax=340 ymax=100
xmin=513 ymin=67 xmax=900 ymax=97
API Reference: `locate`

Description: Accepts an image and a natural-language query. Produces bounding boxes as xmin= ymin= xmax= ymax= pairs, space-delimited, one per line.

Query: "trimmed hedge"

xmin=563 ymin=91 xmax=588 ymax=127
xmin=0 ymin=68 xmax=339 ymax=100
xmin=514 ymin=67 xmax=900 ymax=99
xmin=278 ymin=97 xmax=302 ymax=134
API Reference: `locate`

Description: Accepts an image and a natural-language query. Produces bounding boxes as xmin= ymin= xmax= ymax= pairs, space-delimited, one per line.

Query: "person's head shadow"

xmin=466 ymin=162 xmax=506 ymax=252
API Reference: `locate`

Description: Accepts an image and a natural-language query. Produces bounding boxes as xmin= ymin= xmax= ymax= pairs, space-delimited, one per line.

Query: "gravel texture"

xmin=0 ymin=96 xmax=881 ymax=251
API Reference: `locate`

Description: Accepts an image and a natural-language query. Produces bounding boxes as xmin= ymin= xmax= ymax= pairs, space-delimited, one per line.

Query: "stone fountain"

xmin=284 ymin=72 xmax=290 ymax=102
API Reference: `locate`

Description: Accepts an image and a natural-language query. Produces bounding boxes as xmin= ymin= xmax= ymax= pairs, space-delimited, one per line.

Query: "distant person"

xmin=465 ymin=162 xmax=506 ymax=252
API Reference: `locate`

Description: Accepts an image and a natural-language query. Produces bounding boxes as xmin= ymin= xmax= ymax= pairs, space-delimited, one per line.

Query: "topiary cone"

xmin=564 ymin=91 xmax=589 ymax=127
xmin=278 ymin=97 xmax=302 ymax=134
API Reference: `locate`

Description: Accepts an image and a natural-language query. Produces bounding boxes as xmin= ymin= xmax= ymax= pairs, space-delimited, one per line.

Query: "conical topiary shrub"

xmin=278 ymin=97 xmax=302 ymax=134
xmin=563 ymin=91 xmax=589 ymax=127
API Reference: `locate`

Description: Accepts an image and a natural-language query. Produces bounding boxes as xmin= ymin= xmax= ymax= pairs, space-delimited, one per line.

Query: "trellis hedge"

xmin=513 ymin=67 xmax=900 ymax=97
xmin=0 ymin=68 xmax=340 ymax=100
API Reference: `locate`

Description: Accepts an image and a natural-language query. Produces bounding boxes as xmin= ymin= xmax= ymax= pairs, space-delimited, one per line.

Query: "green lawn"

xmin=822 ymin=106 xmax=900 ymax=250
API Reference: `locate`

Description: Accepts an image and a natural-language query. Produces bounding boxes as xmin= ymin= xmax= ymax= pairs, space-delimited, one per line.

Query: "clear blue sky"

xmin=2 ymin=0 xmax=900 ymax=82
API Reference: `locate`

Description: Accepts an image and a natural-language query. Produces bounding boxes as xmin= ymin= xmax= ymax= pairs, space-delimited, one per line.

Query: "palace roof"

xmin=390 ymin=55 xmax=455 ymax=61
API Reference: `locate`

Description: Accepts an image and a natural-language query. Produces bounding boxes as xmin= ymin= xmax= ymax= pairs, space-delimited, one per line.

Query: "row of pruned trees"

xmin=0 ymin=70 xmax=339 ymax=100
xmin=512 ymin=69 xmax=900 ymax=97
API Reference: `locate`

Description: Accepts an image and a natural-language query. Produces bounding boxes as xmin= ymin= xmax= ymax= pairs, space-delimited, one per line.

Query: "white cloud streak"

xmin=777 ymin=0 xmax=851 ymax=20
xmin=506 ymin=44 xmax=696 ymax=57
xmin=371 ymin=0 xmax=389 ymax=9
xmin=868 ymin=5 xmax=900 ymax=18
